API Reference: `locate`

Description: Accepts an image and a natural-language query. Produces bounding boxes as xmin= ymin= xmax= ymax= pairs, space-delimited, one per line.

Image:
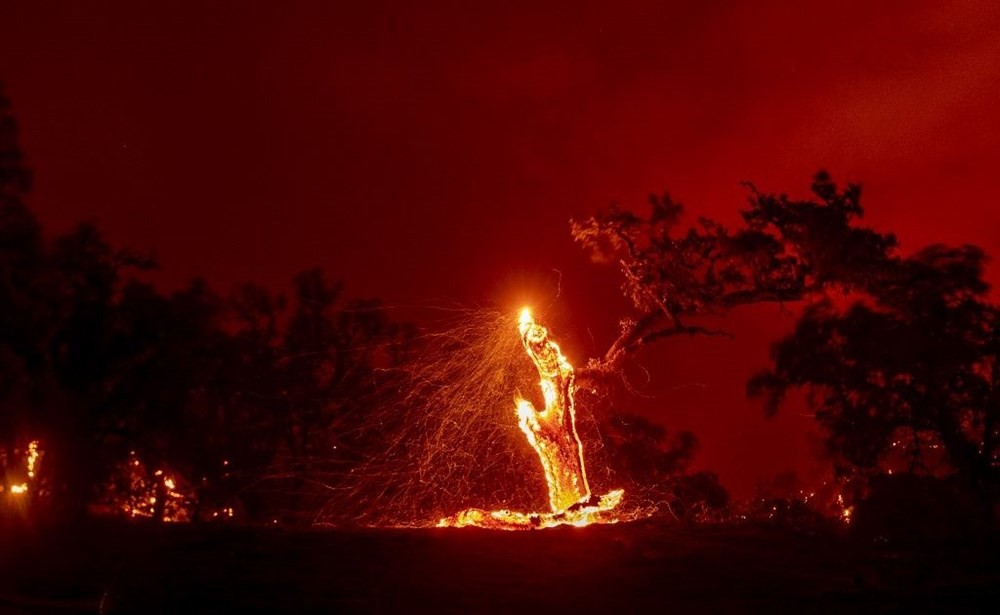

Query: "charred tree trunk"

xmin=516 ymin=310 xmax=590 ymax=513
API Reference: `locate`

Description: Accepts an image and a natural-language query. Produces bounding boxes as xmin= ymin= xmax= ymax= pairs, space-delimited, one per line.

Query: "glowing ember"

xmin=26 ymin=440 xmax=39 ymax=479
xmin=439 ymin=307 xmax=623 ymax=529
xmin=837 ymin=493 xmax=854 ymax=524
xmin=105 ymin=452 xmax=195 ymax=522
xmin=4 ymin=440 xmax=43 ymax=500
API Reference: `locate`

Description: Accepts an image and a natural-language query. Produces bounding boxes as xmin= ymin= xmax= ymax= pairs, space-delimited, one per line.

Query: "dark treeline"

xmin=574 ymin=168 xmax=1000 ymax=536
xmin=0 ymin=88 xmax=418 ymax=523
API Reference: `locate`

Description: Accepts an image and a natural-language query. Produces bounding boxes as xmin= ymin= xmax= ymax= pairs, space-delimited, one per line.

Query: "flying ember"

xmin=439 ymin=307 xmax=623 ymax=529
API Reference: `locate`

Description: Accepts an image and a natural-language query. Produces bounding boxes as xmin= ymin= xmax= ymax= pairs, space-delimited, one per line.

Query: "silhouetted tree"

xmin=601 ymin=413 xmax=728 ymax=520
xmin=572 ymin=172 xmax=895 ymax=381
xmin=0 ymin=92 xmax=31 ymax=414
xmin=44 ymin=222 xmax=159 ymax=518
xmin=0 ymin=86 xmax=412 ymax=523
xmin=577 ymin=172 xmax=998 ymax=521
xmin=278 ymin=269 xmax=403 ymax=464
xmin=0 ymin=84 xmax=45 ymax=507
xmin=253 ymin=268 xmax=411 ymax=520
xmin=749 ymin=244 xmax=999 ymax=510
xmin=190 ymin=282 xmax=286 ymax=517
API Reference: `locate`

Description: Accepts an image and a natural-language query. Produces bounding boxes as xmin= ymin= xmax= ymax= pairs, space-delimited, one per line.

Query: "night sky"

xmin=1 ymin=0 xmax=998 ymax=497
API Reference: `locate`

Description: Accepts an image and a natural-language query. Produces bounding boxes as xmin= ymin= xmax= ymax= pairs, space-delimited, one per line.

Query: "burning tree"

xmin=342 ymin=174 xmax=900 ymax=529
xmin=438 ymin=308 xmax=622 ymax=529
xmin=571 ymin=172 xmax=894 ymax=382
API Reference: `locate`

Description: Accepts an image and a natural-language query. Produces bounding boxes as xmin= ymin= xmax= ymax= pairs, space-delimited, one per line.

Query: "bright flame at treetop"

xmin=439 ymin=307 xmax=623 ymax=529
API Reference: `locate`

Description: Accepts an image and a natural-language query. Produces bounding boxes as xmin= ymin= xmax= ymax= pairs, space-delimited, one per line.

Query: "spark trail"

xmin=439 ymin=308 xmax=622 ymax=529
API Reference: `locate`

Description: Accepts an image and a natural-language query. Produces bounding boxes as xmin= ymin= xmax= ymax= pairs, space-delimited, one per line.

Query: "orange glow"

xmin=836 ymin=493 xmax=854 ymax=524
xmin=515 ymin=307 xmax=591 ymax=512
xmin=108 ymin=452 xmax=194 ymax=522
xmin=26 ymin=440 xmax=39 ymax=479
xmin=4 ymin=440 xmax=42 ymax=500
xmin=439 ymin=307 xmax=623 ymax=529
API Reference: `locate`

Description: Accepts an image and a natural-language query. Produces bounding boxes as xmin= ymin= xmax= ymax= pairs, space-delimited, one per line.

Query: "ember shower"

xmin=320 ymin=307 xmax=632 ymax=528
xmin=438 ymin=308 xmax=622 ymax=529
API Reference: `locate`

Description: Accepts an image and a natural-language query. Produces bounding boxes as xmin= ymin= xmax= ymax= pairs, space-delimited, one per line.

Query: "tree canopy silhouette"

xmin=572 ymin=172 xmax=895 ymax=380
xmin=575 ymin=172 xmax=999 ymax=517
xmin=0 ymin=85 xmax=410 ymax=522
xmin=749 ymin=244 xmax=998 ymax=502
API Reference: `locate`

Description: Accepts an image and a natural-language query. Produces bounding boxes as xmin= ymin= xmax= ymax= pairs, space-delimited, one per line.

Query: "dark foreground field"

xmin=0 ymin=519 xmax=997 ymax=613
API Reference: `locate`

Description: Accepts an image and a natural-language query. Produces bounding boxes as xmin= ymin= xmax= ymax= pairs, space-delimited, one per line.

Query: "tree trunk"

xmin=517 ymin=312 xmax=590 ymax=513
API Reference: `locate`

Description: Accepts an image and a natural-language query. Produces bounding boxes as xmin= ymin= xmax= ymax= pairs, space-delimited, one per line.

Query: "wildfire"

xmin=837 ymin=493 xmax=854 ymax=525
xmin=439 ymin=307 xmax=623 ymax=529
xmin=5 ymin=440 xmax=42 ymax=498
xmin=26 ymin=440 xmax=39 ymax=479
xmin=107 ymin=452 xmax=194 ymax=522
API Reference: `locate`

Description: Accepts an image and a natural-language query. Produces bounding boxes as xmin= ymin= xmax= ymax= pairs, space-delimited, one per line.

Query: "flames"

xmin=3 ymin=440 xmax=41 ymax=499
xmin=26 ymin=440 xmax=39 ymax=479
xmin=439 ymin=308 xmax=623 ymax=529
xmin=101 ymin=451 xmax=195 ymax=522
xmin=3 ymin=309 xmax=630 ymax=528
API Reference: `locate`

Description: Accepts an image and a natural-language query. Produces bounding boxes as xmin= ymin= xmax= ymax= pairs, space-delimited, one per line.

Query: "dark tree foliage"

xmin=0 ymin=85 xmax=32 ymax=206
xmin=577 ymin=172 xmax=999 ymax=519
xmin=572 ymin=172 xmax=895 ymax=378
xmin=601 ymin=413 xmax=728 ymax=520
xmin=0 ymin=86 xmax=409 ymax=522
xmin=749 ymin=245 xmax=999 ymax=505
xmin=254 ymin=269 xmax=411 ymax=522
xmin=0 ymin=85 xmax=51 ymax=509
xmin=42 ymin=223 xmax=158 ymax=518
xmin=278 ymin=269 xmax=405 ymax=466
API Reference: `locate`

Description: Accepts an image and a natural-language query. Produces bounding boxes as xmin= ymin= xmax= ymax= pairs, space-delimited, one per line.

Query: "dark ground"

xmin=0 ymin=519 xmax=996 ymax=613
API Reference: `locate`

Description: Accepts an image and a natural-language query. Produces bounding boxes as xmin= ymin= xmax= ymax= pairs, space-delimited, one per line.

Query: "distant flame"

xmin=109 ymin=451 xmax=194 ymax=522
xmin=26 ymin=440 xmax=39 ymax=479
xmin=5 ymin=440 xmax=42 ymax=499
xmin=439 ymin=307 xmax=622 ymax=529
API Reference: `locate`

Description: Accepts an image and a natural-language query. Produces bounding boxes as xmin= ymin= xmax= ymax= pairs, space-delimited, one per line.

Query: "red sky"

xmin=2 ymin=0 xmax=998 ymax=497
